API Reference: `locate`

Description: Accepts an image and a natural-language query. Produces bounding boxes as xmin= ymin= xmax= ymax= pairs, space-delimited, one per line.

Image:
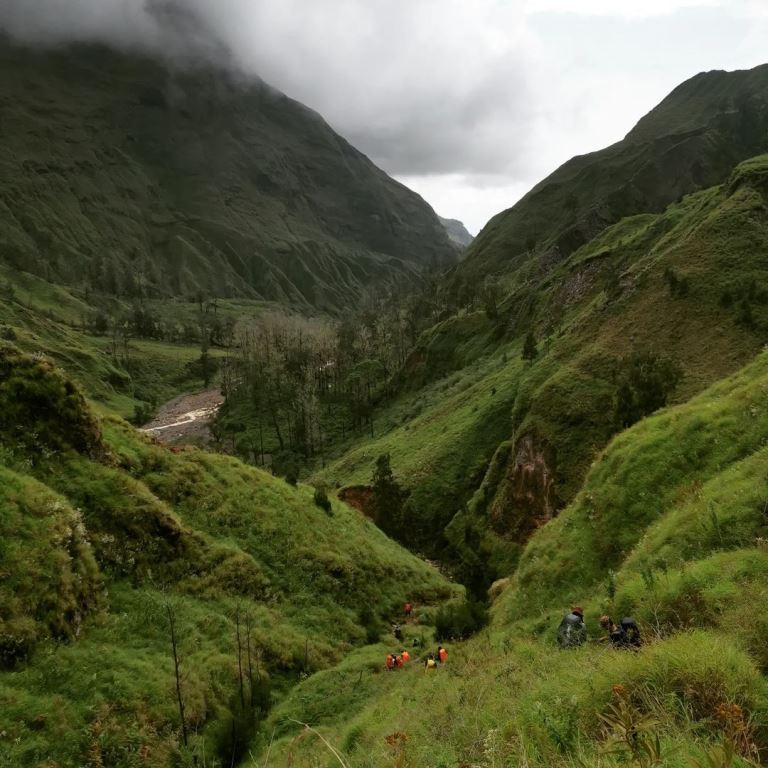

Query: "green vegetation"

xmin=250 ymin=350 xmax=768 ymax=768
xmin=0 ymin=40 xmax=454 ymax=314
xmin=3 ymin=42 xmax=768 ymax=768
xmin=0 ymin=347 xmax=456 ymax=766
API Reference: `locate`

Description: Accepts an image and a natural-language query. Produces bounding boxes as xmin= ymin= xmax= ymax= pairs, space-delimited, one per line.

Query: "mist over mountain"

xmin=0 ymin=38 xmax=455 ymax=310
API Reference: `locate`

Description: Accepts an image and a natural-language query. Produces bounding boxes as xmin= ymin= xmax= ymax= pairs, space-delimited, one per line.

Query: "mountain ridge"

xmin=0 ymin=39 xmax=456 ymax=312
xmin=458 ymin=62 xmax=768 ymax=283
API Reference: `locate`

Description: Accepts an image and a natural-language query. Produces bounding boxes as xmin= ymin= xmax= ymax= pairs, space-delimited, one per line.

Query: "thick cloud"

xmin=0 ymin=1 xmax=540 ymax=180
xmin=1 ymin=1 xmax=767 ymax=232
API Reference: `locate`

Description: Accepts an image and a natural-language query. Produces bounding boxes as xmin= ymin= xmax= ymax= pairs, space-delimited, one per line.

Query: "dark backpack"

xmin=620 ymin=617 xmax=641 ymax=647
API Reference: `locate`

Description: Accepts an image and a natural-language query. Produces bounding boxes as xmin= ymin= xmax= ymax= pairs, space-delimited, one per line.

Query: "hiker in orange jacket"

xmin=395 ymin=654 xmax=404 ymax=668
xmin=385 ymin=653 xmax=395 ymax=671
xmin=437 ymin=645 xmax=448 ymax=664
xmin=401 ymin=649 xmax=410 ymax=663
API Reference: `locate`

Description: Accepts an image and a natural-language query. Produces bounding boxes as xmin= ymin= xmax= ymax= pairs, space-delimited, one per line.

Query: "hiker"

xmin=425 ymin=653 xmax=438 ymax=672
xmin=437 ymin=645 xmax=448 ymax=664
xmin=557 ymin=606 xmax=587 ymax=648
xmin=404 ymin=601 xmax=413 ymax=618
xmin=401 ymin=649 xmax=411 ymax=663
xmin=395 ymin=654 xmax=404 ymax=668
xmin=386 ymin=653 xmax=396 ymax=671
xmin=393 ymin=623 xmax=403 ymax=641
xmin=599 ymin=615 xmax=641 ymax=649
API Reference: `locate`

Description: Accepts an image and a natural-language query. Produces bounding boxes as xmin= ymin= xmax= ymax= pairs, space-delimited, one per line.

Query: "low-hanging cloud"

xmin=0 ymin=0 xmax=541 ymax=179
xmin=2 ymin=1 xmax=766 ymax=232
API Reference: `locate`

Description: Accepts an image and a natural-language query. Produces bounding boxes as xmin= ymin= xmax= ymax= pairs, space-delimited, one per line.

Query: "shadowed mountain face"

xmin=0 ymin=40 xmax=455 ymax=311
xmin=459 ymin=64 xmax=768 ymax=282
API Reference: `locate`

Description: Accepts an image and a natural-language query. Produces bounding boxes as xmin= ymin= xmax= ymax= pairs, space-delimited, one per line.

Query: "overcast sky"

xmin=3 ymin=1 xmax=768 ymax=233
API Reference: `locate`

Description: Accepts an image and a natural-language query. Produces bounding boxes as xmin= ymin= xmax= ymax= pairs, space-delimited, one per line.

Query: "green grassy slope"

xmin=315 ymin=155 xmax=768 ymax=586
xmin=459 ymin=63 xmax=768 ymax=281
xmin=252 ymin=349 xmax=768 ymax=768
xmin=0 ymin=346 xmax=456 ymax=767
xmin=0 ymin=39 xmax=455 ymax=313
xmin=0 ymin=262 xmax=237 ymax=416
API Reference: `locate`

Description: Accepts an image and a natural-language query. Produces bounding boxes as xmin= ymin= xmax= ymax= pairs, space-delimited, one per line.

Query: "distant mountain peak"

xmin=439 ymin=216 xmax=474 ymax=248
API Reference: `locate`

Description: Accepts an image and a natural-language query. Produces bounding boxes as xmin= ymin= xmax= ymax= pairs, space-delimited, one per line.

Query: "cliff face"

xmin=0 ymin=40 xmax=456 ymax=311
xmin=488 ymin=434 xmax=557 ymax=540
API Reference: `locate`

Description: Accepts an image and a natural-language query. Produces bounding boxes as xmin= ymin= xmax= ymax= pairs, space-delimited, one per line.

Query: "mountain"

xmin=261 ymin=349 xmax=768 ymax=767
xmin=439 ymin=216 xmax=474 ymax=248
xmin=458 ymin=64 xmax=768 ymax=281
xmin=0 ymin=39 xmax=455 ymax=312
xmin=317 ymin=77 xmax=768 ymax=586
xmin=0 ymin=345 xmax=456 ymax=766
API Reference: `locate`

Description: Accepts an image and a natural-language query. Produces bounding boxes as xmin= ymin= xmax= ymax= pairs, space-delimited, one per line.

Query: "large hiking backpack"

xmin=620 ymin=617 xmax=641 ymax=647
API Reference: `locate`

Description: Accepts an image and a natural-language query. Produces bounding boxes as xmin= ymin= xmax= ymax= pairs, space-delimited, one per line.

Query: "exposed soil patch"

xmin=141 ymin=389 xmax=223 ymax=445
xmin=338 ymin=485 xmax=373 ymax=513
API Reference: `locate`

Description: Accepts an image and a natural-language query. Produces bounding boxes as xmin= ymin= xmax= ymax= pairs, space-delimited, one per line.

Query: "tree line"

xmin=215 ymin=273 xmax=465 ymax=473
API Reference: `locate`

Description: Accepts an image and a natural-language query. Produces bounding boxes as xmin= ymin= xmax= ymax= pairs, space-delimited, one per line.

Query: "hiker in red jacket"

xmin=437 ymin=645 xmax=448 ymax=664
xmin=404 ymin=601 xmax=413 ymax=618
xmin=385 ymin=653 xmax=396 ymax=671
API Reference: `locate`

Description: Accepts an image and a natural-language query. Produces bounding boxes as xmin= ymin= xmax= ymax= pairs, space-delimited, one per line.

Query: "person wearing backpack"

xmin=424 ymin=653 xmax=437 ymax=672
xmin=600 ymin=616 xmax=641 ymax=649
xmin=557 ymin=606 xmax=587 ymax=648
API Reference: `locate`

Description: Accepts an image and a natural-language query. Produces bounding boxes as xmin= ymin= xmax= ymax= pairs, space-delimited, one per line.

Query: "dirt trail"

xmin=141 ymin=389 xmax=223 ymax=445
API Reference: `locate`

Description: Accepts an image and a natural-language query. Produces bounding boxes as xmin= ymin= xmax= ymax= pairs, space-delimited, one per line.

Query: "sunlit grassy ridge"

xmin=253 ymin=350 xmax=768 ymax=767
xmin=0 ymin=347 xmax=456 ymax=766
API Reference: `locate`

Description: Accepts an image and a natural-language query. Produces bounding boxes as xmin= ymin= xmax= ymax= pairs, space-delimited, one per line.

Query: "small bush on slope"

xmin=0 ymin=468 xmax=102 ymax=668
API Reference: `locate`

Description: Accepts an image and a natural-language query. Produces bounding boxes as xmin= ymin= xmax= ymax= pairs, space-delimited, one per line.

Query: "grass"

xmin=0 ymin=347 xmax=457 ymax=766
xmin=250 ymin=347 xmax=768 ymax=767
xmin=254 ymin=629 xmax=768 ymax=767
xmin=306 ymin=157 xmax=768 ymax=582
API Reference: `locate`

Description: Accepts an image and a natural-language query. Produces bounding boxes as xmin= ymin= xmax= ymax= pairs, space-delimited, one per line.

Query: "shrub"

xmin=614 ymin=351 xmax=681 ymax=428
xmin=434 ymin=599 xmax=488 ymax=641
xmin=313 ymin=484 xmax=333 ymax=515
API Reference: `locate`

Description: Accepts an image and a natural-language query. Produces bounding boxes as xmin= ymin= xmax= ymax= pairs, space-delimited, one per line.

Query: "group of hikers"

xmin=557 ymin=607 xmax=642 ymax=649
xmin=385 ymin=601 xmax=449 ymax=671
xmin=385 ymin=644 xmax=447 ymax=671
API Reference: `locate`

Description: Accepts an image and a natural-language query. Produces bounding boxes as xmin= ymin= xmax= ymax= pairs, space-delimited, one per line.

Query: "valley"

xmin=1 ymin=26 xmax=768 ymax=768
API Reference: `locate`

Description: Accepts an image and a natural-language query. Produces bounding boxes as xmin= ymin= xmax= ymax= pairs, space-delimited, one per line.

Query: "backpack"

xmin=620 ymin=617 xmax=641 ymax=647
xmin=557 ymin=613 xmax=587 ymax=648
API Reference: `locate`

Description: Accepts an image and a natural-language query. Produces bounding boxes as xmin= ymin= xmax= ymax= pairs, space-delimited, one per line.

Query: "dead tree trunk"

xmin=166 ymin=603 xmax=188 ymax=748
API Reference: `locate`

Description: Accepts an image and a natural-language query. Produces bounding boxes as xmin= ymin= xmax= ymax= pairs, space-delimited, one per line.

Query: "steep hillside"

xmin=319 ymin=153 xmax=768 ymax=584
xmin=459 ymin=64 xmax=768 ymax=281
xmin=256 ymin=350 xmax=768 ymax=767
xmin=0 ymin=39 xmax=455 ymax=312
xmin=0 ymin=346 xmax=456 ymax=767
